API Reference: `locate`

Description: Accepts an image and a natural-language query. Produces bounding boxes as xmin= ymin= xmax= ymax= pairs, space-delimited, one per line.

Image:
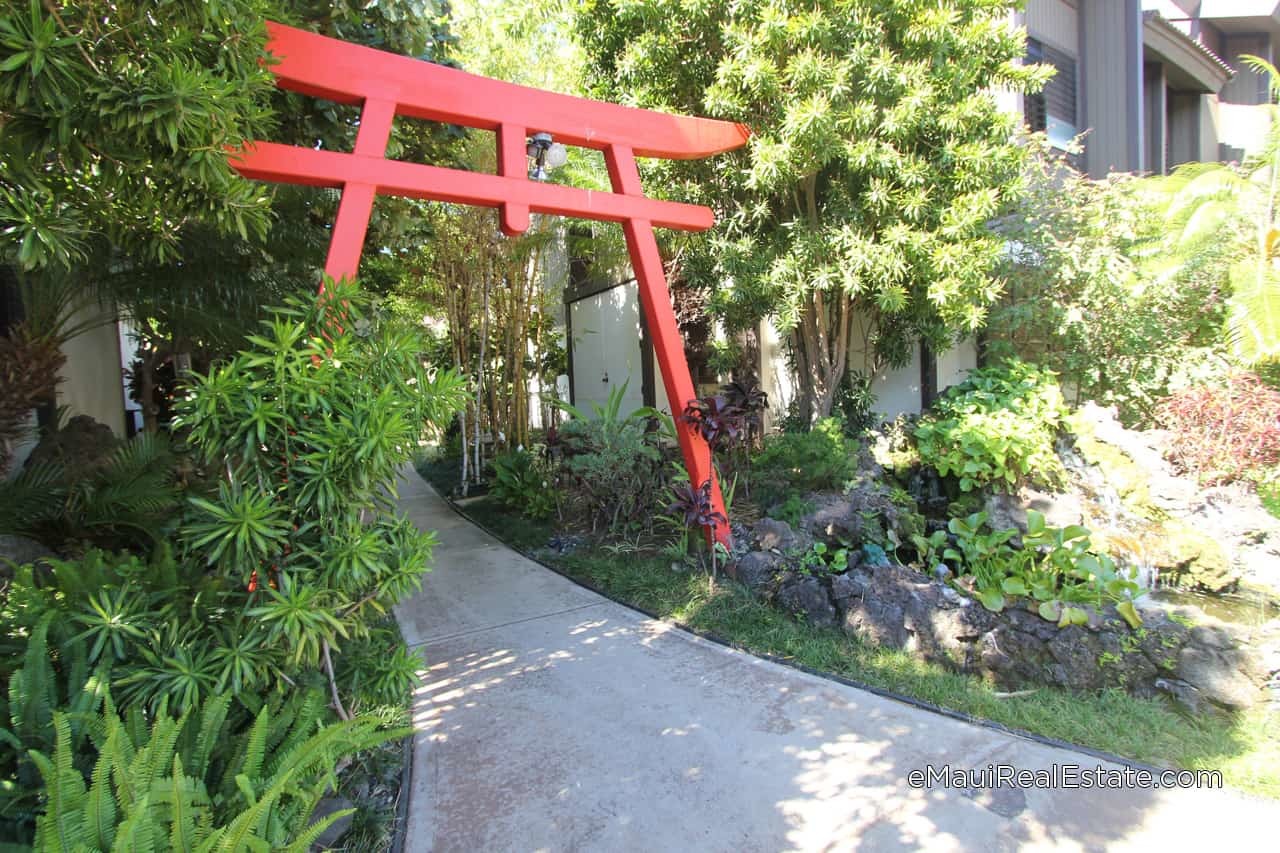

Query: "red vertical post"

xmin=322 ymin=98 xmax=397 ymax=288
xmin=496 ymin=123 xmax=531 ymax=237
xmin=606 ymin=145 xmax=730 ymax=547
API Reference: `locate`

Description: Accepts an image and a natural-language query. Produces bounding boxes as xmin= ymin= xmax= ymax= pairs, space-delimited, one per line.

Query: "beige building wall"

xmin=57 ymin=303 xmax=125 ymax=436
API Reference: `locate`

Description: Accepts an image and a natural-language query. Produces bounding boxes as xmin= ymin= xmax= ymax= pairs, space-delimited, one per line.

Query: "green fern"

xmin=24 ymin=689 xmax=404 ymax=851
xmin=0 ymin=461 xmax=64 ymax=537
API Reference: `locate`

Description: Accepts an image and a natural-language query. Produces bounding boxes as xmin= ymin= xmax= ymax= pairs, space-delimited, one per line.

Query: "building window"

xmin=1026 ymin=38 xmax=1078 ymax=151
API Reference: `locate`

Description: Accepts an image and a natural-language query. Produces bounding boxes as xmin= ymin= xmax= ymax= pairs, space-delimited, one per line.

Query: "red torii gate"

xmin=230 ymin=22 xmax=749 ymax=544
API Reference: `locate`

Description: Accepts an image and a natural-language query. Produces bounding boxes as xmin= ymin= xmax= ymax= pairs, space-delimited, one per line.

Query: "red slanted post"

xmin=229 ymin=22 xmax=749 ymax=546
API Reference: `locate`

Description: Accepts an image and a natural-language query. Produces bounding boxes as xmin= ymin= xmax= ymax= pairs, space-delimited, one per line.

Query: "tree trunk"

xmin=790 ymin=289 xmax=853 ymax=423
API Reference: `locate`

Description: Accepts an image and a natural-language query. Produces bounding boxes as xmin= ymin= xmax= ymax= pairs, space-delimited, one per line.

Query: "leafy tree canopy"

xmin=577 ymin=0 xmax=1049 ymax=418
xmin=0 ymin=0 xmax=455 ymax=347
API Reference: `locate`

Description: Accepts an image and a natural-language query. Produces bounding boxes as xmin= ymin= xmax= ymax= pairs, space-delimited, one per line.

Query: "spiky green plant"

xmin=18 ymin=688 xmax=404 ymax=850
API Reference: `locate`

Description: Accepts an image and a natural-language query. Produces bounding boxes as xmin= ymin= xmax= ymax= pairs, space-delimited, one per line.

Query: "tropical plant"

xmin=664 ymin=478 xmax=729 ymax=577
xmin=1157 ymin=371 xmax=1280 ymax=485
xmin=173 ymin=281 xmax=465 ymax=715
xmin=1137 ymin=55 xmax=1280 ymax=368
xmin=751 ymin=417 xmax=858 ymax=508
xmin=491 ymin=448 xmax=559 ymax=520
xmin=913 ymin=360 xmax=1068 ymax=492
xmin=23 ymin=688 xmax=402 ymax=850
xmin=578 ymin=0 xmax=1050 ymax=421
xmin=986 ymin=150 xmax=1229 ymax=425
xmin=928 ymin=510 xmax=1142 ymax=627
xmin=554 ymin=381 xmax=673 ymax=535
xmin=796 ymin=541 xmax=849 ymax=578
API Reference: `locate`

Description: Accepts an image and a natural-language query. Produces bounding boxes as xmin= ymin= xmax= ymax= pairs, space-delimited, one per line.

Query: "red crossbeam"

xmin=231 ymin=142 xmax=716 ymax=231
xmin=229 ymin=22 xmax=749 ymax=547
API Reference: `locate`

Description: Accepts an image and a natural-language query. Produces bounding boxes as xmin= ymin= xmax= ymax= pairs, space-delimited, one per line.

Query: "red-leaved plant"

xmin=1157 ymin=372 xmax=1280 ymax=485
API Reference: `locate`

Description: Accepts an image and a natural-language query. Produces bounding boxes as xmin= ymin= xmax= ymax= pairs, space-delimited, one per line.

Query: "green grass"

xmin=413 ymin=457 xmax=1280 ymax=799
xmin=548 ymin=549 xmax=1280 ymax=798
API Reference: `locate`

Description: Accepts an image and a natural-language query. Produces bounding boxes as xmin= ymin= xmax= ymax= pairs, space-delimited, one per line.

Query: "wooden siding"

xmin=1080 ymin=0 xmax=1144 ymax=176
xmin=1026 ymin=0 xmax=1079 ymax=54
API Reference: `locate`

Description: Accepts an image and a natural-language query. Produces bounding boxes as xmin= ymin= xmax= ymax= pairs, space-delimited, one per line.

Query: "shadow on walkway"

xmin=393 ymin=467 xmax=1278 ymax=852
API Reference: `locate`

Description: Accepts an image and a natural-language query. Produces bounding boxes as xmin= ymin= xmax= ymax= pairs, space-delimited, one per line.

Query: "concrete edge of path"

xmin=407 ymin=466 xmax=1177 ymax=778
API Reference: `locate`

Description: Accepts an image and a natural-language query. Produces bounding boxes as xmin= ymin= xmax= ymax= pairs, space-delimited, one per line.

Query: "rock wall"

xmin=731 ymin=518 xmax=1272 ymax=715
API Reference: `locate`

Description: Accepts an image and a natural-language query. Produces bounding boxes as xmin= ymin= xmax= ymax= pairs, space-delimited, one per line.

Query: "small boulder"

xmin=1176 ymin=646 xmax=1261 ymax=710
xmin=731 ymin=551 xmax=784 ymax=592
xmin=1153 ymin=523 xmax=1238 ymax=593
xmin=776 ymin=574 xmax=837 ymax=628
xmin=752 ymin=518 xmax=799 ymax=553
xmin=24 ymin=415 xmax=119 ymax=481
xmin=0 ymin=534 xmax=55 ymax=569
xmin=308 ymin=796 xmax=355 ymax=849
xmin=983 ymin=491 xmax=1028 ymax=534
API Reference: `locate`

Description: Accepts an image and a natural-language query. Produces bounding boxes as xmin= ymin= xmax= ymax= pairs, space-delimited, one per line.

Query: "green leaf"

xmin=979 ymin=588 xmax=1006 ymax=612
xmin=1116 ymin=600 xmax=1143 ymax=630
xmin=1038 ymin=600 xmax=1062 ymax=622
xmin=0 ymin=51 xmax=29 ymax=71
xmin=1001 ymin=577 xmax=1028 ymax=596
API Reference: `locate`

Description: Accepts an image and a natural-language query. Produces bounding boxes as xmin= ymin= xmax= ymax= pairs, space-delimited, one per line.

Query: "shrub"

xmin=176 ymin=282 xmax=466 ymax=700
xmin=751 ymin=417 xmax=858 ymax=507
xmin=1157 ymin=372 xmax=1280 ymax=485
xmin=554 ymin=382 xmax=672 ymax=535
xmin=491 ymin=448 xmax=558 ymax=520
xmin=913 ymin=360 xmax=1068 ymax=492
xmin=24 ymin=688 xmax=402 ymax=850
xmin=0 ymin=432 xmax=180 ymax=551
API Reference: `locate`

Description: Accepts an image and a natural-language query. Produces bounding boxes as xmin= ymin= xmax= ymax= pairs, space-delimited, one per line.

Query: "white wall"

xmin=58 ymin=303 xmax=125 ymax=436
xmin=1218 ymin=101 xmax=1273 ymax=158
xmin=758 ymin=316 xmax=796 ymax=431
xmin=759 ymin=315 xmax=979 ymax=425
xmin=567 ymin=281 xmax=670 ymax=417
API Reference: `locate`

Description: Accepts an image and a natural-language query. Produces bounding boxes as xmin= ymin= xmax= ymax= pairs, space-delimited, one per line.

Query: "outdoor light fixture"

xmin=527 ymin=132 xmax=567 ymax=181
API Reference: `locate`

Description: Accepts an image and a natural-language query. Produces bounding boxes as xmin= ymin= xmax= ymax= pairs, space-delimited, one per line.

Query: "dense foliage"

xmin=553 ymin=383 xmax=672 ymax=535
xmin=913 ymin=509 xmax=1142 ymax=626
xmin=751 ymin=417 xmax=858 ymax=508
xmin=25 ymin=687 xmax=398 ymax=850
xmin=913 ymin=360 xmax=1067 ymax=492
xmin=986 ymin=154 xmax=1230 ymax=425
xmin=491 ymin=448 xmax=559 ymax=520
xmin=1 ymin=285 xmax=463 ymax=843
xmin=578 ymin=0 xmax=1048 ymax=420
xmin=1157 ymin=372 xmax=1280 ymax=485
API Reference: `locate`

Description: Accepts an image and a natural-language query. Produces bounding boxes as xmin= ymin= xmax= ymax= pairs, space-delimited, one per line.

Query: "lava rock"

xmin=776 ymin=574 xmax=837 ymax=628
xmin=752 ymin=518 xmax=801 ymax=553
xmin=1176 ymin=646 xmax=1261 ymax=710
xmin=0 ymin=534 xmax=55 ymax=570
xmin=308 ymin=797 xmax=355 ymax=850
xmin=24 ymin=415 xmax=119 ymax=481
xmin=732 ymin=551 xmax=784 ymax=591
xmin=983 ymin=491 xmax=1028 ymax=535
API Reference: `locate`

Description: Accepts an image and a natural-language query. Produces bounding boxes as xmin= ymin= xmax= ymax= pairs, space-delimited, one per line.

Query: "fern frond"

xmin=11 ymin=617 xmax=56 ymax=743
xmin=0 ymin=461 xmax=64 ymax=537
xmin=279 ymin=805 xmax=355 ymax=853
xmin=108 ymin=793 xmax=160 ymax=853
xmin=235 ymin=708 xmax=270 ymax=791
xmin=84 ymin=743 xmax=117 ymax=850
xmin=188 ymin=692 xmax=231 ymax=778
xmin=29 ymin=714 xmax=88 ymax=852
xmin=165 ymin=756 xmax=201 ymax=852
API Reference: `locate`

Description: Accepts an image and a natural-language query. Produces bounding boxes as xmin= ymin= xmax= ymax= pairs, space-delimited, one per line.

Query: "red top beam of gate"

xmin=229 ymin=21 xmax=749 ymax=547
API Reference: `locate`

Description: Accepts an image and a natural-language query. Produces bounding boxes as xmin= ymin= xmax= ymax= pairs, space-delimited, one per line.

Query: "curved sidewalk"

xmin=392 ymin=468 xmax=1278 ymax=852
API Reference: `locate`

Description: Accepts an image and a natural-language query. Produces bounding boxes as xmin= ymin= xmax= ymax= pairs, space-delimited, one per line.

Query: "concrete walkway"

xmin=392 ymin=468 xmax=1279 ymax=852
